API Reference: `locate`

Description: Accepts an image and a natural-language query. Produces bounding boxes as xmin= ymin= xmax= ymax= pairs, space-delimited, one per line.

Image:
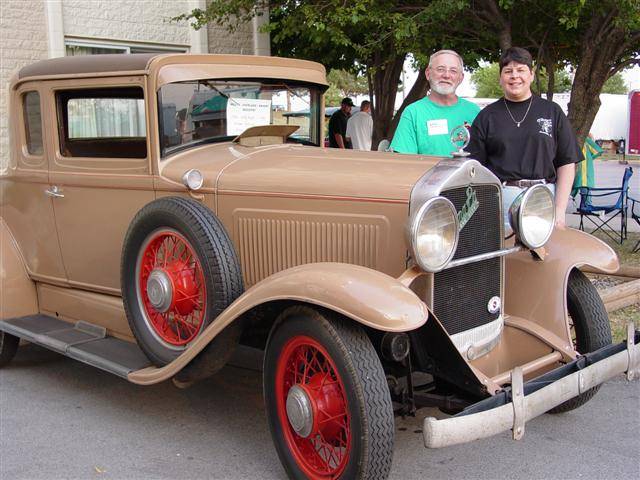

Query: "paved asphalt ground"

xmin=1 ymin=344 xmax=638 ymax=480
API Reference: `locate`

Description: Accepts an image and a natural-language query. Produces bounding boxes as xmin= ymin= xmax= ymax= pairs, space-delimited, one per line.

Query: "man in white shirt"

xmin=346 ymin=100 xmax=373 ymax=151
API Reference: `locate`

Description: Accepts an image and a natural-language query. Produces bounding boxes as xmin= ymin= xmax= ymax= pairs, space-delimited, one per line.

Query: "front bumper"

xmin=423 ymin=324 xmax=639 ymax=448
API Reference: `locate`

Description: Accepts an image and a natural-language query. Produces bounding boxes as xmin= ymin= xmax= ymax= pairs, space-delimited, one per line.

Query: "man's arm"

xmin=334 ymin=132 xmax=346 ymax=149
xmin=554 ymin=163 xmax=575 ymax=227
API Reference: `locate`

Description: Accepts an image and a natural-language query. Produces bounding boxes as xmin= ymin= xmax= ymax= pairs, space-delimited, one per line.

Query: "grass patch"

xmin=588 ymin=230 xmax=639 ymax=268
xmin=609 ymin=303 xmax=640 ymax=343
xmin=583 ymin=230 xmax=639 ymax=343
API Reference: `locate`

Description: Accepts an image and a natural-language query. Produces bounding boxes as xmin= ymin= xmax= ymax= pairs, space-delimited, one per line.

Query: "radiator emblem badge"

xmin=457 ymin=186 xmax=479 ymax=231
xmin=487 ymin=296 xmax=501 ymax=314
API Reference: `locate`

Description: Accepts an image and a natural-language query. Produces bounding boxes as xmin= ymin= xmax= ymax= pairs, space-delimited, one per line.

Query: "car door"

xmin=0 ymin=82 xmax=68 ymax=284
xmin=46 ymin=77 xmax=155 ymax=293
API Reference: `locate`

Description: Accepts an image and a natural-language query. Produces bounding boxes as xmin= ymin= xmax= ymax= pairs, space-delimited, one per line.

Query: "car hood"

xmin=159 ymin=143 xmax=444 ymax=202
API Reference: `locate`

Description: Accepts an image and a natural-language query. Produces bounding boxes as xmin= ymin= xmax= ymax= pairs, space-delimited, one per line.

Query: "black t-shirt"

xmin=328 ymin=109 xmax=351 ymax=148
xmin=467 ymin=95 xmax=582 ymax=182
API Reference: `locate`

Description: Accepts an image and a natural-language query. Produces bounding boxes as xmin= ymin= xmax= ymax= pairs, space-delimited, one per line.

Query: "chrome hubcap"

xmin=286 ymin=385 xmax=314 ymax=438
xmin=146 ymin=269 xmax=173 ymax=313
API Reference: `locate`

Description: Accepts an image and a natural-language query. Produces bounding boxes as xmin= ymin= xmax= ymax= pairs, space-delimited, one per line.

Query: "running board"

xmin=0 ymin=315 xmax=151 ymax=378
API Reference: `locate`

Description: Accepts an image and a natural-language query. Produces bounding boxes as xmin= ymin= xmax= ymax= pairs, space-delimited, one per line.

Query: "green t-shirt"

xmin=390 ymin=96 xmax=480 ymax=156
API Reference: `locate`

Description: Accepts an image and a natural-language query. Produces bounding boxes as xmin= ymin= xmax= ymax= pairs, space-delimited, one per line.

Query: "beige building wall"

xmin=0 ymin=0 xmax=49 ymax=167
xmin=62 ymin=0 xmax=191 ymax=49
xmin=0 ymin=0 xmax=269 ymax=169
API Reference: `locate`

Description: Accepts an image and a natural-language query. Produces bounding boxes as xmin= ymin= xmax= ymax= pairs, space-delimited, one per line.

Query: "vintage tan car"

xmin=1 ymin=53 xmax=638 ymax=479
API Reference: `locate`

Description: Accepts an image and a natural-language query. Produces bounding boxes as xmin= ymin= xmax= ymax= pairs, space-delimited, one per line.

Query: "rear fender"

xmin=128 ymin=262 xmax=429 ymax=384
xmin=505 ymin=227 xmax=618 ymax=343
xmin=0 ymin=218 xmax=38 ymax=320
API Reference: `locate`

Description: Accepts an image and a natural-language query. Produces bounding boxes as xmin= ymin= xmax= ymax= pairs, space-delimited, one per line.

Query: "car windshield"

xmin=159 ymin=79 xmax=323 ymax=156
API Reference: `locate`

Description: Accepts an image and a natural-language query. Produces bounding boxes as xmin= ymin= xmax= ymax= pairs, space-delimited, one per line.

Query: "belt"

xmin=502 ymin=179 xmax=547 ymax=188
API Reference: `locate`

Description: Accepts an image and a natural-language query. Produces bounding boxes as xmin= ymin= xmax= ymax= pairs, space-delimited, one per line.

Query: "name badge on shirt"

xmin=427 ymin=119 xmax=449 ymax=136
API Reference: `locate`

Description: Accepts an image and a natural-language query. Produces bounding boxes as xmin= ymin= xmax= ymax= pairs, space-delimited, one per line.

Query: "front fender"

xmin=1 ymin=218 xmax=38 ymax=320
xmin=505 ymin=227 xmax=618 ymax=343
xmin=128 ymin=263 xmax=428 ymax=384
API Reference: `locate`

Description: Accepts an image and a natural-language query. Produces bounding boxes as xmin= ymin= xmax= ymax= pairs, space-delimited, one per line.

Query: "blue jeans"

xmin=502 ymin=184 xmax=555 ymax=236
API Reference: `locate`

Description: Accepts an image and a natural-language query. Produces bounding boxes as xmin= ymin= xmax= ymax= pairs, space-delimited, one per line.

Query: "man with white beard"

xmin=391 ymin=50 xmax=480 ymax=156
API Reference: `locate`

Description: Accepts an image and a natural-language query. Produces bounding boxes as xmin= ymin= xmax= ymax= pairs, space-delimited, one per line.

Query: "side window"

xmin=23 ymin=91 xmax=43 ymax=155
xmin=57 ymin=87 xmax=146 ymax=158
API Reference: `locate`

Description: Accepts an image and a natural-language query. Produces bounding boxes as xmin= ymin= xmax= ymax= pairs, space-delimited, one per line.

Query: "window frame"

xmin=55 ymin=86 xmax=148 ymax=160
xmin=65 ymin=38 xmax=188 ymax=55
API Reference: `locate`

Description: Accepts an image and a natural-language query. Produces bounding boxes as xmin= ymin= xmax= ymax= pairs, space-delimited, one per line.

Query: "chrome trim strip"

xmin=445 ymin=246 xmax=523 ymax=270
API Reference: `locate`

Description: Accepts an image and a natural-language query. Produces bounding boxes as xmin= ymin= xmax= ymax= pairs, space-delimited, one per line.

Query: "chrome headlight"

xmin=509 ymin=184 xmax=555 ymax=249
xmin=410 ymin=197 xmax=459 ymax=272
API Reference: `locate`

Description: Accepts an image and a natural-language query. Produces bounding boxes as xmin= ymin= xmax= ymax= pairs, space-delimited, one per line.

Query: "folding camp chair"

xmin=629 ymin=195 xmax=640 ymax=253
xmin=576 ymin=167 xmax=633 ymax=244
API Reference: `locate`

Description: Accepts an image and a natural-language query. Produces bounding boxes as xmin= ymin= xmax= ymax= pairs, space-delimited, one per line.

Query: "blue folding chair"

xmin=629 ymin=195 xmax=640 ymax=253
xmin=576 ymin=167 xmax=633 ymax=244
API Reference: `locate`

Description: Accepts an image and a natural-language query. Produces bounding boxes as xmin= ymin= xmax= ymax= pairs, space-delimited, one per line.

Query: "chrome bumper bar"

xmin=423 ymin=323 xmax=639 ymax=448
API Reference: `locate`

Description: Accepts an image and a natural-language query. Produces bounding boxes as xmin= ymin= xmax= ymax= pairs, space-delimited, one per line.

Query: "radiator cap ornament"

xmin=450 ymin=123 xmax=471 ymax=157
xmin=487 ymin=296 xmax=501 ymax=314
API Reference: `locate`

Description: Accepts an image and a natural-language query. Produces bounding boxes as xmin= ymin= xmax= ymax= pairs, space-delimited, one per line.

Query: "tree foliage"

xmin=471 ymin=63 xmax=572 ymax=98
xmin=174 ymin=0 xmax=640 ymax=144
xmin=325 ymin=69 xmax=370 ymax=106
xmin=601 ymin=74 xmax=628 ymax=95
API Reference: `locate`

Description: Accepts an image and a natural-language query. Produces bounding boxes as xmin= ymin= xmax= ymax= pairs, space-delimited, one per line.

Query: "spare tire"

xmin=121 ymin=196 xmax=243 ymax=365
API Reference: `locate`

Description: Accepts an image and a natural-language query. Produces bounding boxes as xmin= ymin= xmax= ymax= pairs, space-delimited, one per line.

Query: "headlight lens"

xmin=410 ymin=197 xmax=459 ymax=272
xmin=509 ymin=184 xmax=555 ymax=249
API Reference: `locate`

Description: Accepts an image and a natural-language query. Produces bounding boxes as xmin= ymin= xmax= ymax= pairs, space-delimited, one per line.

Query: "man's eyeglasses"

xmin=431 ymin=67 xmax=460 ymax=76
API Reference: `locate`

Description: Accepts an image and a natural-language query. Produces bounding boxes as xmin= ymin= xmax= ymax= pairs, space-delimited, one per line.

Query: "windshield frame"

xmin=158 ymin=77 xmax=325 ymax=158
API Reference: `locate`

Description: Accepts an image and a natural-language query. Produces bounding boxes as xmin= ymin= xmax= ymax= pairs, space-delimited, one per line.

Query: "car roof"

xmin=17 ymin=54 xmax=157 ymax=79
xmin=14 ymin=54 xmax=328 ymax=88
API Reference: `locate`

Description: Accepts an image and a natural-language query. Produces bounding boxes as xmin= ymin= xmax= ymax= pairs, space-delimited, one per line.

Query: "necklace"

xmin=503 ymin=96 xmax=533 ymax=128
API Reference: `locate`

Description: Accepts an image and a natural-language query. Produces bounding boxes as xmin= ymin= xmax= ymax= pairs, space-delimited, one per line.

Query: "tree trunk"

xmin=369 ymin=51 xmax=406 ymax=149
xmin=568 ymin=10 xmax=627 ymax=145
xmin=545 ymin=52 xmax=555 ymax=102
xmin=388 ymin=72 xmax=429 ymax=141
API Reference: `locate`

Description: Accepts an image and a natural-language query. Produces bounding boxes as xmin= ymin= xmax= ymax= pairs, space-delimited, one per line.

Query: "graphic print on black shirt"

xmin=467 ymin=95 xmax=582 ymax=182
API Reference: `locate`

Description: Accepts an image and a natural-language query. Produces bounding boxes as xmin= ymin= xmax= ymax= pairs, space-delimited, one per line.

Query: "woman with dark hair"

xmin=467 ymin=47 xmax=582 ymax=229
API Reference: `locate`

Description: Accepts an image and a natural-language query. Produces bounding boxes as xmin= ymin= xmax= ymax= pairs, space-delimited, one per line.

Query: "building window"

xmin=23 ymin=92 xmax=43 ymax=155
xmin=65 ymin=39 xmax=187 ymax=56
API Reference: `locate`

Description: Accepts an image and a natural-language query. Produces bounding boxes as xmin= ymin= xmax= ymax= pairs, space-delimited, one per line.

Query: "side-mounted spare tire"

xmin=121 ymin=196 xmax=244 ymax=366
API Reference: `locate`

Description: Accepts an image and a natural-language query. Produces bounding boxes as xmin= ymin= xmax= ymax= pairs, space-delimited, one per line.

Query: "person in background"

xmin=346 ymin=100 xmax=373 ymax=151
xmin=328 ymin=97 xmax=353 ymax=148
xmin=467 ymin=47 xmax=581 ymax=228
xmin=390 ymin=49 xmax=480 ymax=156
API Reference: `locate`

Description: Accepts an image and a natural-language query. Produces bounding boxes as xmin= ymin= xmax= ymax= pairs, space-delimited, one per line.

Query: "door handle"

xmin=45 ymin=186 xmax=64 ymax=198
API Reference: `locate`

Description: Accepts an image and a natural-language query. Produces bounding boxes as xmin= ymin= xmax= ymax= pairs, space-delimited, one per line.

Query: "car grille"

xmin=433 ymin=185 xmax=501 ymax=335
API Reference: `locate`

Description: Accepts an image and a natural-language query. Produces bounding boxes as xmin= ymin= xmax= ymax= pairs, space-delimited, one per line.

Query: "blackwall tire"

xmin=121 ymin=197 xmax=243 ymax=366
xmin=548 ymin=268 xmax=612 ymax=414
xmin=264 ymin=306 xmax=395 ymax=480
xmin=0 ymin=331 xmax=19 ymax=368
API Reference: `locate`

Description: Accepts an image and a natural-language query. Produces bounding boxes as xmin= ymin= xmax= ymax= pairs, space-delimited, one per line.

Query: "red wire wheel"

xmin=138 ymin=229 xmax=206 ymax=347
xmin=121 ymin=197 xmax=243 ymax=366
xmin=264 ymin=307 xmax=395 ymax=480
xmin=275 ymin=335 xmax=351 ymax=478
